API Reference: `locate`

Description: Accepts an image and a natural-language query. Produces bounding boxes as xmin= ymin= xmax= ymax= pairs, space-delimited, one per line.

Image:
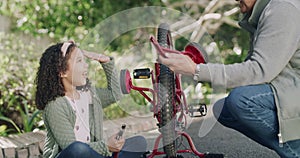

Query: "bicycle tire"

xmin=157 ymin=23 xmax=177 ymax=158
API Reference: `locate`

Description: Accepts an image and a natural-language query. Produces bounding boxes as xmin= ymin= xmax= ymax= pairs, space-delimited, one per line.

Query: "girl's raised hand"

xmin=82 ymin=50 xmax=110 ymax=63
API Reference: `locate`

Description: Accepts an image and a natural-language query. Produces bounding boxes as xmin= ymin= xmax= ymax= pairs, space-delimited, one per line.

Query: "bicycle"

xmin=120 ymin=23 xmax=223 ymax=158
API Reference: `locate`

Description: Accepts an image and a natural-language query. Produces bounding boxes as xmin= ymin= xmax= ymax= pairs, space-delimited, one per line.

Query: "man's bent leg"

xmin=213 ymin=84 xmax=300 ymax=158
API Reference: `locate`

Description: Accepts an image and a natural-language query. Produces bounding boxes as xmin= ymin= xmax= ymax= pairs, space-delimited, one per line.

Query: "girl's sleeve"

xmin=44 ymin=99 xmax=112 ymax=156
xmin=95 ymin=58 xmax=122 ymax=108
xmin=88 ymin=141 xmax=112 ymax=156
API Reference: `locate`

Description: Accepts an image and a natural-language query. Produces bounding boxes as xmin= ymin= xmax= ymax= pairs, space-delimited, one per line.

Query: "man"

xmin=159 ymin=0 xmax=300 ymax=157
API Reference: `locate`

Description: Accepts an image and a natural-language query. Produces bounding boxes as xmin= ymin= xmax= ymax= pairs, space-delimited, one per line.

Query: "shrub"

xmin=0 ymin=32 xmax=44 ymax=135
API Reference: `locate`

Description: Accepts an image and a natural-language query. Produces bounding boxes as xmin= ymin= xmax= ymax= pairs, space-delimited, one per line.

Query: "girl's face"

xmin=62 ymin=47 xmax=88 ymax=87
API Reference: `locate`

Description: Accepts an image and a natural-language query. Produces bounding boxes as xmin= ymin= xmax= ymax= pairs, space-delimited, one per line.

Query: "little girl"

xmin=35 ymin=41 xmax=147 ymax=158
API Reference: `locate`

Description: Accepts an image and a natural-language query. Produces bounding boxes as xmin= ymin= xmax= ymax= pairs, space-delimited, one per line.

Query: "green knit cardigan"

xmin=42 ymin=59 xmax=121 ymax=158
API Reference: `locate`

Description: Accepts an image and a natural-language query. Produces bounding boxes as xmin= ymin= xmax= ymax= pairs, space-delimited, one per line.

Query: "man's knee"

xmin=225 ymin=87 xmax=244 ymax=106
xmin=212 ymin=88 xmax=250 ymax=128
xmin=222 ymin=86 xmax=254 ymax=120
xmin=226 ymin=86 xmax=250 ymax=108
xmin=212 ymin=87 xmax=247 ymax=115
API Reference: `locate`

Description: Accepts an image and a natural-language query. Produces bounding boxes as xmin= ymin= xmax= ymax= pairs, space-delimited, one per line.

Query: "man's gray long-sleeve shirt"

xmin=195 ymin=0 xmax=300 ymax=143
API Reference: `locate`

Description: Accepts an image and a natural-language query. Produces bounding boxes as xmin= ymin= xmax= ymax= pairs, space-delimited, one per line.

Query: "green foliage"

xmin=0 ymin=0 xmax=252 ymax=134
xmin=213 ymin=23 xmax=249 ymax=64
xmin=104 ymin=103 xmax=127 ymax=120
xmin=0 ymin=125 xmax=9 ymax=136
xmin=0 ymin=115 xmax=21 ymax=136
xmin=0 ymin=105 xmax=41 ymax=135
xmin=0 ymin=0 xmax=165 ymax=134
xmin=17 ymin=103 xmax=42 ymax=133
xmin=0 ymin=0 xmax=163 ymax=41
xmin=0 ymin=32 xmax=43 ymax=134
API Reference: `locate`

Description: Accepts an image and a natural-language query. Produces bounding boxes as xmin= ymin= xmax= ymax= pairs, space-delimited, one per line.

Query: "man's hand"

xmin=158 ymin=53 xmax=197 ymax=75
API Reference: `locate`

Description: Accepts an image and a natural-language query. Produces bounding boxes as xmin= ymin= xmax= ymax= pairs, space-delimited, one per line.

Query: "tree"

xmin=0 ymin=0 xmax=163 ymax=41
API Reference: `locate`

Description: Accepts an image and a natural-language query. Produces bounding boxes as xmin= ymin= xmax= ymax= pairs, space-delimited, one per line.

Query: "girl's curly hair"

xmin=35 ymin=43 xmax=76 ymax=110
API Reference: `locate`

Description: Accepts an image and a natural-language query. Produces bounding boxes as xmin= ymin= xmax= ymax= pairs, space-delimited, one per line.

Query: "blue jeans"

xmin=56 ymin=136 xmax=147 ymax=158
xmin=213 ymin=84 xmax=300 ymax=158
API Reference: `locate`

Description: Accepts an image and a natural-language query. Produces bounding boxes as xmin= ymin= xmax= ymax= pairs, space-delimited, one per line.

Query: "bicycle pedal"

xmin=204 ymin=153 xmax=225 ymax=158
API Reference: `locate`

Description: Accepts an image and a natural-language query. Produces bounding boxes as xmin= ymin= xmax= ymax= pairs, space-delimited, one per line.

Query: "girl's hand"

xmin=83 ymin=50 xmax=110 ymax=63
xmin=107 ymin=133 xmax=125 ymax=152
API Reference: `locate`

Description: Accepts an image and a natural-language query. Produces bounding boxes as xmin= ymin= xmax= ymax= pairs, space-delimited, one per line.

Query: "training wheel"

xmin=183 ymin=42 xmax=209 ymax=64
xmin=120 ymin=69 xmax=132 ymax=94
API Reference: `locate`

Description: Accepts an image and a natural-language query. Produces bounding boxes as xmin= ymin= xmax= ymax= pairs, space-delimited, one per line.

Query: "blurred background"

xmin=0 ymin=0 xmax=250 ymax=136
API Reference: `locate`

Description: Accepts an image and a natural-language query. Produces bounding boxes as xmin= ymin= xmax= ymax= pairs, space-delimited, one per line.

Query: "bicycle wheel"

xmin=157 ymin=23 xmax=177 ymax=158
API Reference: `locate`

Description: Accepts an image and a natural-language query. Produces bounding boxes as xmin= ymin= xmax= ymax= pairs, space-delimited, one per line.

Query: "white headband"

xmin=61 ymin=42 xmax=72 ymax=57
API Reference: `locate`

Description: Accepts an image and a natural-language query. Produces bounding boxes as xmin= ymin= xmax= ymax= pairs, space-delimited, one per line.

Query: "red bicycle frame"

xmin=118 ymin=35 xmax=208 ymax=157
